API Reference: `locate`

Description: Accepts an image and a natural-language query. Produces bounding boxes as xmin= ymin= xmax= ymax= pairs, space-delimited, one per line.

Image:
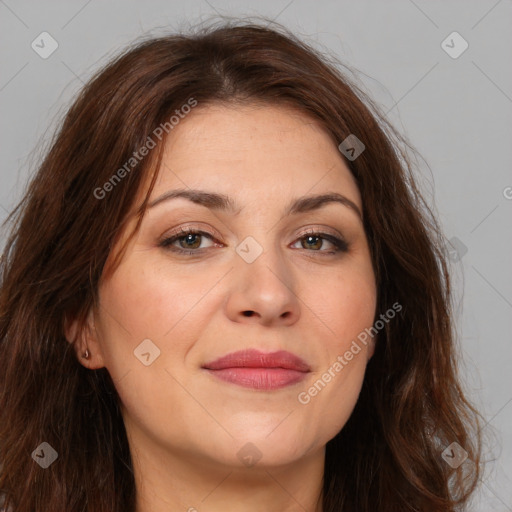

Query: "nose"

xmin=224 ymin=243 xmax=301 ymax=327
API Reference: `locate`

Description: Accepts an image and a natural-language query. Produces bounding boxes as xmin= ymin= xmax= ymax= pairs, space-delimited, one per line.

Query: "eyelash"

xmin=158 ymin=227 xmax=349 ymax=256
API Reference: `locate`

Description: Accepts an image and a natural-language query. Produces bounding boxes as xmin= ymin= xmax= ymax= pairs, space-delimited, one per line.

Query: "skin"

xmin=68 ymin=103 xmax=377 ymax=512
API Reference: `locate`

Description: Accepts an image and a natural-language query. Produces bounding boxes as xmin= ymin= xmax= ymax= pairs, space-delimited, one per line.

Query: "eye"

xmin=291 ymin=231 xmax=348 ymax=254
xmin=158 ymin=228 xmax=219 ymax=254
xmin=158 ymin=227 xmax=349 ymax=256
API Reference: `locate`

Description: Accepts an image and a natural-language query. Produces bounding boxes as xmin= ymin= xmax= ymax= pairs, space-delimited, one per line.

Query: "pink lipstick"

xmin=202 ymin=349 xmax=311 ymax=390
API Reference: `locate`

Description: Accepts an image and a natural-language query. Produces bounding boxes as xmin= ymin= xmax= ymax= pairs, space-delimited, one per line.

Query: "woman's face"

xmin=78 ymin=103 xmax=377 ymax=469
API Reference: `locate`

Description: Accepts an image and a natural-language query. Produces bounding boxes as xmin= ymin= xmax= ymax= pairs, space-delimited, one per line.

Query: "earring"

xmin=82 ymin=348 xmax=90 ymax=359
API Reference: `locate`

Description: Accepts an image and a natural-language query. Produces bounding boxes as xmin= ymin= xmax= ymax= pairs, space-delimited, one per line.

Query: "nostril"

xmin=242 ymin=311 xmax=255 ymax=317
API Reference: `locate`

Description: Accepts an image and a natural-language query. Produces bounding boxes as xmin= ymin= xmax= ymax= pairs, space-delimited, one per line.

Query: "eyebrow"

xmin=147 ymin=188 xmax=362 ymax=220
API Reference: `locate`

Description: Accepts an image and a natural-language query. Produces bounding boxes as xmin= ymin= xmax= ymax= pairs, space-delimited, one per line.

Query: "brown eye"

xmin=292 ymin=232 xmax=349 ymax=254
xmin=159 ymin=229 xmax=217 ymax=254
xmin=177 ymin=233 xmax=202 ymax=249
xmin=301 ymin=235 xmax=324 ymax=251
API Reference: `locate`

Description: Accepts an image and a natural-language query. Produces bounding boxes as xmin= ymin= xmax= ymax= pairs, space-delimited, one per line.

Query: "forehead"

xmin=145 ymin=103 xmax=362 ymax=211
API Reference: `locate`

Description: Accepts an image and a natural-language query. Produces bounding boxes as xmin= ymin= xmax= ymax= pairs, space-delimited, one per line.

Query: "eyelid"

xmin=161 ymin=223 xmax=346 ymax=242
xmin=295 ymin=226 xmax=346 ymax=241
xmin=160 ymin=223 xmax=223 ymax=243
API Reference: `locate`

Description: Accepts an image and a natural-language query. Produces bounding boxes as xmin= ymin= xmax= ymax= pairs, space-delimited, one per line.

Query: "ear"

xmin=64 ymin=308 xmax=106 ymax=370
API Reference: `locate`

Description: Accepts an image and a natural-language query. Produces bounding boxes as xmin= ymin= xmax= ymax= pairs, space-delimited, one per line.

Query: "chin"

xmin=227 ymin=430 xmax=319 ymax=469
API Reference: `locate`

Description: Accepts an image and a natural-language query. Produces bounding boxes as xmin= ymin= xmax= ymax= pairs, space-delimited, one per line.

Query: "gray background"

xmin=1 ymin=1 xmax=511 ymax=510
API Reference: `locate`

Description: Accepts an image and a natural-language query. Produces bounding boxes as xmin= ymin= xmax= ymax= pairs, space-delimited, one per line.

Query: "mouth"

xmin=202 ymin=349 xmax=311 ymax=390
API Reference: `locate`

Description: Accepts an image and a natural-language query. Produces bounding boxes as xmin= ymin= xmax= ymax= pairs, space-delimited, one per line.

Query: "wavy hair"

xmin=0 ymin=18 xmax=481 ymax=511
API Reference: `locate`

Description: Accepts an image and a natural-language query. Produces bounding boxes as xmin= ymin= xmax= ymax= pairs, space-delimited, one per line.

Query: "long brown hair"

xmin=0 ymin=18 xmax=481 ymax=511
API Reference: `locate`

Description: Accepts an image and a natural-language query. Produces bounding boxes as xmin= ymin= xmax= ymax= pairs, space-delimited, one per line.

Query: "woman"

xmin=0 ymin=19 xmax=481 ymax=512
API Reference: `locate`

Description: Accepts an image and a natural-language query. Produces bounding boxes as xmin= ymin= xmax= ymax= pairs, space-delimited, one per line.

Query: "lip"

xmin=202 ymin=349 xmax=311 ymax=390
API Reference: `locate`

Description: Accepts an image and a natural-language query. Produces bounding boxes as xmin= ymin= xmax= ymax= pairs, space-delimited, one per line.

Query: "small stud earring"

xmin=82 ymin=348 xmax=90 ymax=359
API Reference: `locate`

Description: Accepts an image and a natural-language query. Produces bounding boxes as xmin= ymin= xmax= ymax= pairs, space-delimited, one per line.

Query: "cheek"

xmin=94 ymin=255 xmax=227 ymax=398
xmin=306 ymin=258 xmax=377 ymax=347
xmin=93 ymin=260 xmax=210 ymax=435
xmin=296 ymin=261 xmax=376 ymax=435
xmin=98 ymin=256 xmax=222 ymax=348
